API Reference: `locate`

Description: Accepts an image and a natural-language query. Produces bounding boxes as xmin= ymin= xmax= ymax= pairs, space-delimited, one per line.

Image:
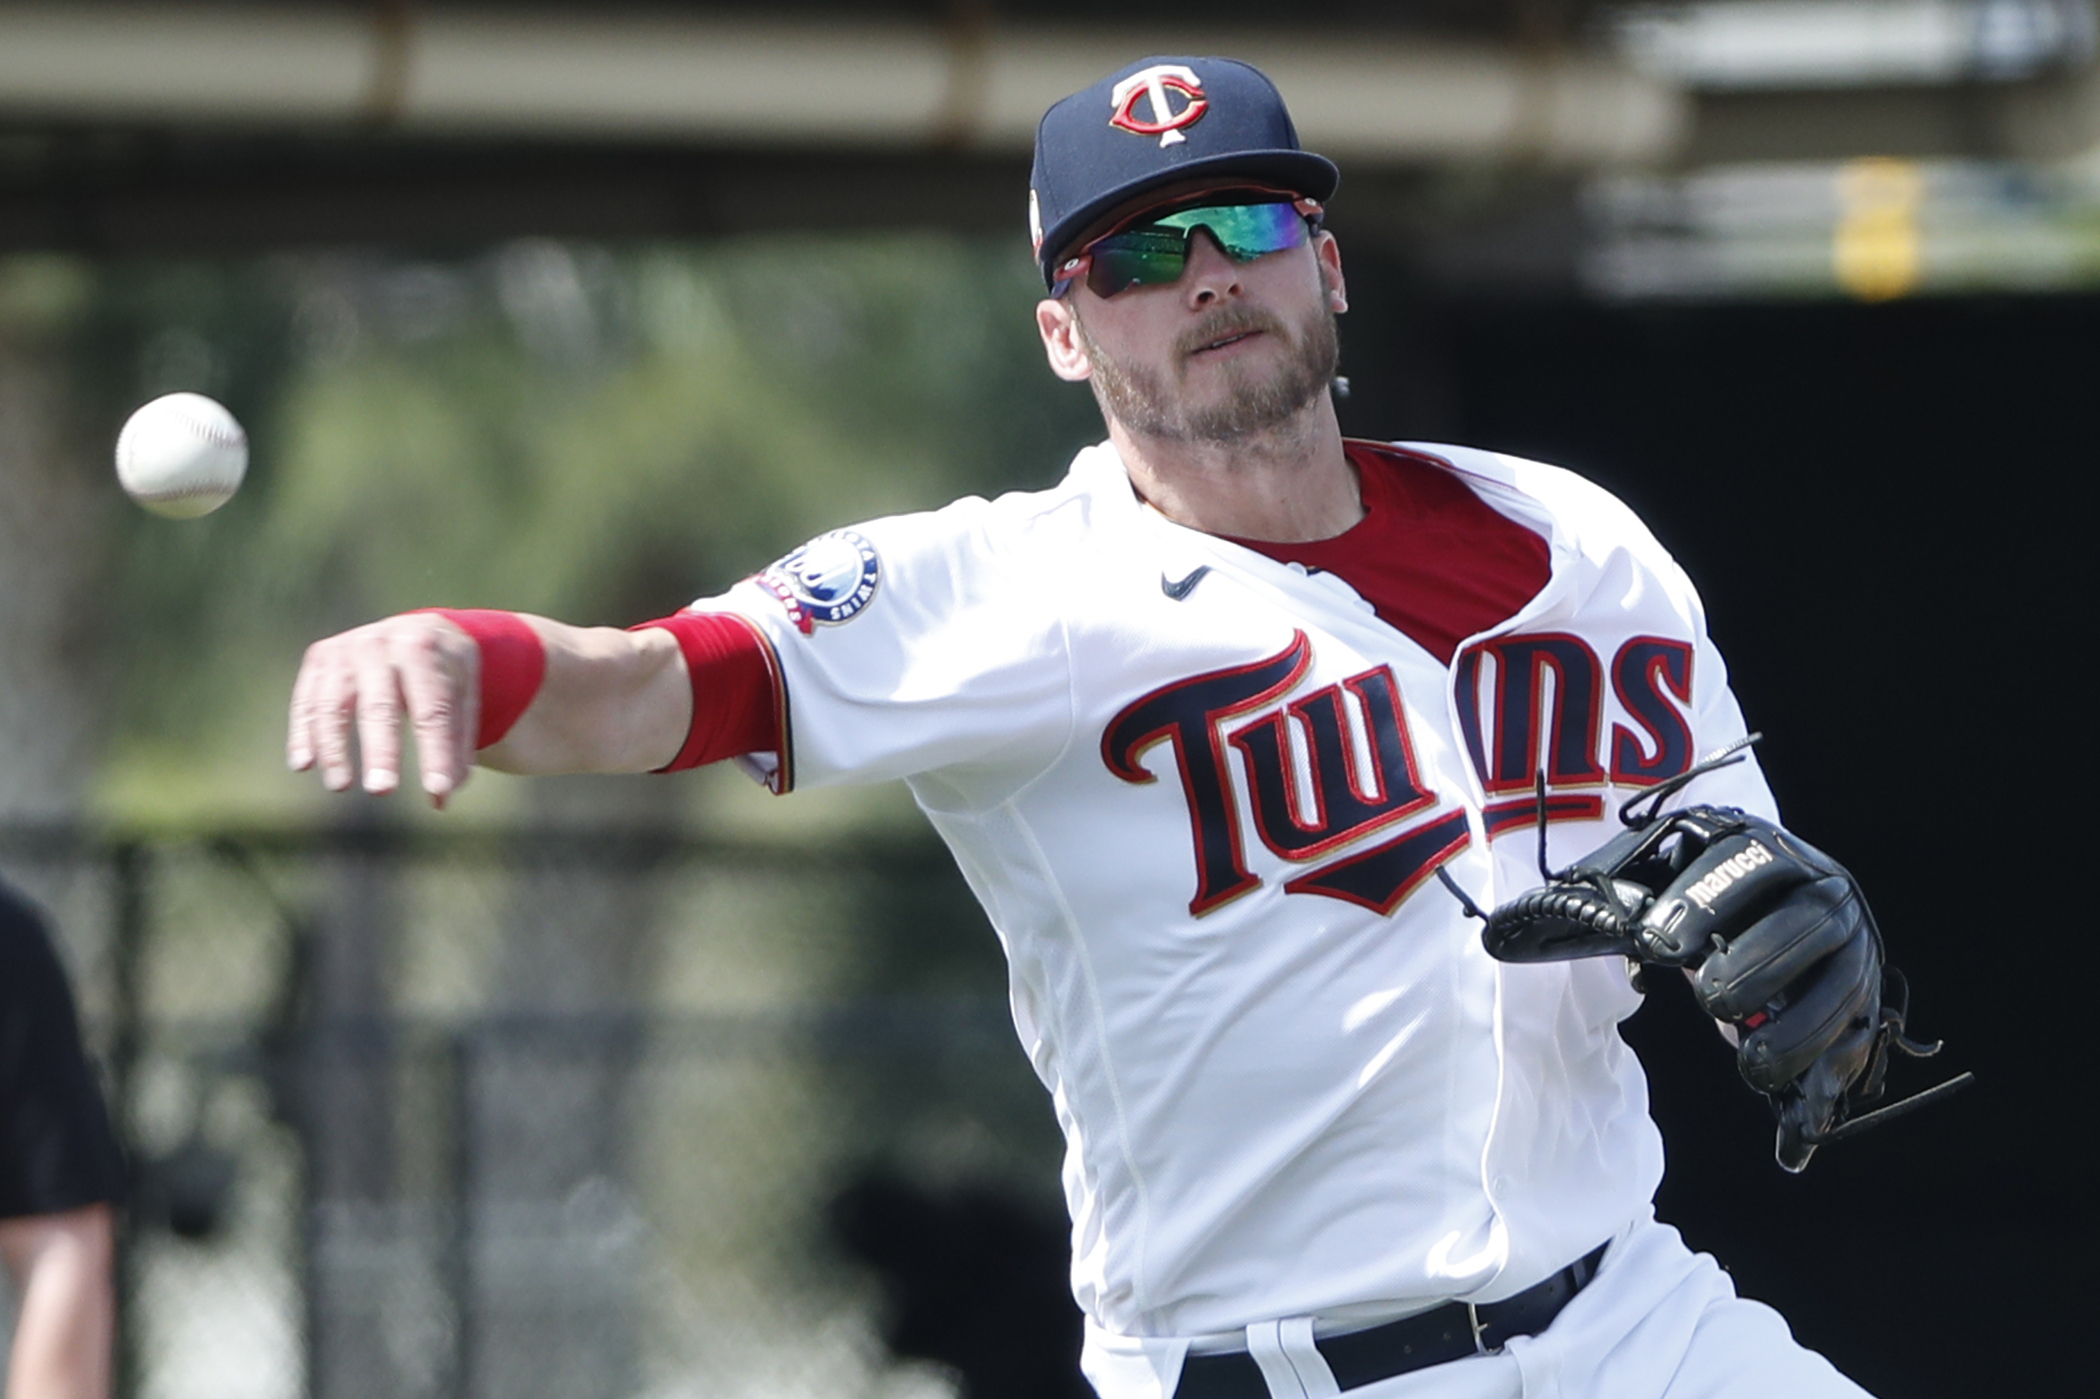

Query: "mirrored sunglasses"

xmin=1055 ymin=199 xmax=1321 ymax=299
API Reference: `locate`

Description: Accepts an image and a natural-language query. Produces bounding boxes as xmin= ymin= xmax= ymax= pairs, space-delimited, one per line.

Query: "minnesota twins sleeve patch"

xmin=756 ymin=529 xmax=881 ymax=635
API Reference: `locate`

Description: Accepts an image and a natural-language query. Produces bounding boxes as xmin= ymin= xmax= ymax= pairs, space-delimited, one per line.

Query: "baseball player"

xmin=286 ymin=57 xmax=1931 ymax=1399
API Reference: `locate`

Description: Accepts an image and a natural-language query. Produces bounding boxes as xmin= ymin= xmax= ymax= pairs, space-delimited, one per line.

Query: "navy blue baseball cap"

xmin=1030 ymin=56 xmax=1339 ymax=290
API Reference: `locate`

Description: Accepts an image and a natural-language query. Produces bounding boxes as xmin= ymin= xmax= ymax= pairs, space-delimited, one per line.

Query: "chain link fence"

xmin=0 ymin=821 xmax=1070 ymax=1399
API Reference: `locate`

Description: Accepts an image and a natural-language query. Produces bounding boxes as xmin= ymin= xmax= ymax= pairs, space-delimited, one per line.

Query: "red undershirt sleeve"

xmin=627 ymin=610 xmax=786 ymax=773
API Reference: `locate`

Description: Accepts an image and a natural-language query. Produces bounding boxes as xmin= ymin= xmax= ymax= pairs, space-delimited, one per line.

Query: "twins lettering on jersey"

xmin=1457 ymin=633 xmax=1696 ymax=839
xmin=1104 ymin=630 xmax=1697 ymax=918
xmin=1103 ymin=632 xmax=1467 ymax=917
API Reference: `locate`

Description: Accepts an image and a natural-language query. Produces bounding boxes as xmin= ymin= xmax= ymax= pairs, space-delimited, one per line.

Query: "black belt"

xmin=1175 ymin=1243 xmax=1609 ymax=1398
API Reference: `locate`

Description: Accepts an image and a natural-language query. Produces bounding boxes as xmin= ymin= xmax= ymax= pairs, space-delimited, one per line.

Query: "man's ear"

xmin=1315 ymin=232 xmax=1347 ymax=314
xmin=1037 ymin=298 xmax=1093 ymax=383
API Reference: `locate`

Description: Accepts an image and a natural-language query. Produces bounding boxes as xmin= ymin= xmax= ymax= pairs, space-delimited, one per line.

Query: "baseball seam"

xmin=163 ymin=407 xmax=246 ymax=449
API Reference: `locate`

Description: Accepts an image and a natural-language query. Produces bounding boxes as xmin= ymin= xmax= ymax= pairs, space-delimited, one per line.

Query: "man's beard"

xmin=1074 ymin=283 xmax=1341 ymax=445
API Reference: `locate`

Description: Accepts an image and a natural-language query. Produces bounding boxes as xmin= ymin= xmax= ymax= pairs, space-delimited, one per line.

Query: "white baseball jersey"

xmin=692 ymin=440 xmax=1777 ymax=1392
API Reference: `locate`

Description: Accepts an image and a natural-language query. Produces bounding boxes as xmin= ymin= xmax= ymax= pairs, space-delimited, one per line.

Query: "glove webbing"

xmin=1807 ymin=965 xmax=1974 ymax=1150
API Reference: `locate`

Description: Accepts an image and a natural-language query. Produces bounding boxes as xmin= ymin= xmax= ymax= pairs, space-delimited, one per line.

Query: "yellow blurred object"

xmin=1833 ymin=158 xmax=1924 ymax=301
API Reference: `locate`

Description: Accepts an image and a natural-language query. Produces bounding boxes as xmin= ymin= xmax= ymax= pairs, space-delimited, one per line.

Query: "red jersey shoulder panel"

xmin=1232 ymin=441 xmax=1550 ymax=665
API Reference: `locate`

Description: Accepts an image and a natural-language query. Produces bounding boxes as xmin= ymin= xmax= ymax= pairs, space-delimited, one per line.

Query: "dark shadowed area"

xmin=1335 ymin=273 xmax=2090 ymax=1399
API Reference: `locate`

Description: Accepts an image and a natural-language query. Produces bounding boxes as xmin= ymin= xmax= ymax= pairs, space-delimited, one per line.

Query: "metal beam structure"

xmin=0 ymin=5 xmax=1682 ymax=162
xmin=0 ymin=2 xmax=1681 ymax=253
xmin=3 ymin=1 xmax=2098 ymax=258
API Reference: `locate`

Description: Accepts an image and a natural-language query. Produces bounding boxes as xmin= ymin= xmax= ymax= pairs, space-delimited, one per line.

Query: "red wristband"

xmin=628 ymin=610 xmax=784 ymax=772
xmin=421 ymin=609 xmax=547 ymax=749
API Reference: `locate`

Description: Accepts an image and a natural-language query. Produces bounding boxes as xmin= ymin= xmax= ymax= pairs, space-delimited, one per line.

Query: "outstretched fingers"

xmin=287 ymin=636 xmax=363 ymax=792
xmin=351 ymin=628 xmax=410 ymax=795
xmin=397 ymin=623 xmax=479 ymax=806
xmin=286 ymin=615 xmax=481 ymax=806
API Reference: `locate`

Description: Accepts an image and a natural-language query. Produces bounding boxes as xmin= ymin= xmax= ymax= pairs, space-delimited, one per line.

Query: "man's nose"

xmin=1181 ymin=230 xmax=1242 ymax=305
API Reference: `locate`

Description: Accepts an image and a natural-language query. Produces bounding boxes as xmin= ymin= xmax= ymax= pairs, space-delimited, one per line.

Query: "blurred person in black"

xmin=1 ymin=880 xmax=125 ymax=1399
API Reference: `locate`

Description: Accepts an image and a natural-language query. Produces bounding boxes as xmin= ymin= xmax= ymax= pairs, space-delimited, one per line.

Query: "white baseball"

xmin=115 ymin=392 xmax=249 ymax=519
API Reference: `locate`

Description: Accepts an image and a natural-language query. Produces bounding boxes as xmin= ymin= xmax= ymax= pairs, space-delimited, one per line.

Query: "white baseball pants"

xmin=1148 ymin=1213 xmax=1874 ymax=1399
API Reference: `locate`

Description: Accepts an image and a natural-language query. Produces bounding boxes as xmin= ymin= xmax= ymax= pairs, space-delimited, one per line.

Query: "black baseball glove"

xmin=1473 ymin=747 xmax=1967 ymax=1171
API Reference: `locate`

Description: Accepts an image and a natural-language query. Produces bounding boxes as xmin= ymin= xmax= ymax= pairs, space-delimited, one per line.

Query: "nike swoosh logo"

xmin=1161 ymin=565 xmax=1211 ymax=601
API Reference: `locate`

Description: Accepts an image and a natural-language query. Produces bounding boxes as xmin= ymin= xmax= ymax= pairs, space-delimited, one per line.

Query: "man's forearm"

xmin=288 ymin=611 xmax=695 ymax=803
xmin=1 ymin=1205 xmax=115 ymax=1399
xmin=481 ymin=620 xmax=692 ymax=775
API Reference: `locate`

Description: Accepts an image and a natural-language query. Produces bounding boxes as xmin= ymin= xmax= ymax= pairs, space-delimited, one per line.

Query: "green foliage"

xmin=18 ymin=237 xmax=1104 ymax=822
xmin=0 ymin=255 xmax=95 ymax=333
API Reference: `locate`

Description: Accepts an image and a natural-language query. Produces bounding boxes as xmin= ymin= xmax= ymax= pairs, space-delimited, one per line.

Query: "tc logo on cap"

xmin=1109 ymin=64 xmax=1208 ymax=147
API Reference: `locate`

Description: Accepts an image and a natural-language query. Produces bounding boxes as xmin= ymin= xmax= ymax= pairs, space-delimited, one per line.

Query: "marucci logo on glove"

xmin=1683 ymin=840 xmax=1774 ymax=911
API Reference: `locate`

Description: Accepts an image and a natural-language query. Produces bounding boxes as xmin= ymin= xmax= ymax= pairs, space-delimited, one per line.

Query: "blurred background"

xmin=0 ymin=2 xmax=2088 ymax=1396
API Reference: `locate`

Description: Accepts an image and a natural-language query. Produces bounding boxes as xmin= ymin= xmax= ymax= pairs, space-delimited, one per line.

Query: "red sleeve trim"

xmin=628 ymin=610 xmax=788 ymax=780
xmin=420 ymin=609 xmax=547 ymax=749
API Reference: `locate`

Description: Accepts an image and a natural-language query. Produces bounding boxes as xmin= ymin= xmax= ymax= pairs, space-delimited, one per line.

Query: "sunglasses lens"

xmin=1156 ymin=201 xmax=1310 ymax=259
xmin=1081 ymin=202 xmax=1309 ymax=297
xmin=1085 ymin=230 xmax=1189 ymax=298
